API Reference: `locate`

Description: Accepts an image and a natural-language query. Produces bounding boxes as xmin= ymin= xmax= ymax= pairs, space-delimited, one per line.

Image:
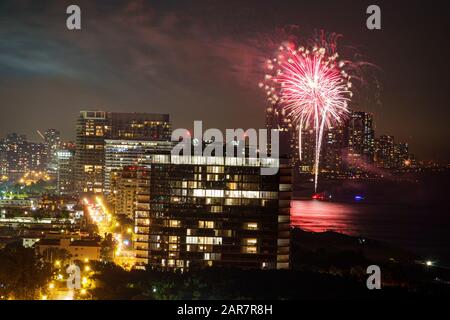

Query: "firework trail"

xmin=260 ymin=35 xmax=356 ymax=192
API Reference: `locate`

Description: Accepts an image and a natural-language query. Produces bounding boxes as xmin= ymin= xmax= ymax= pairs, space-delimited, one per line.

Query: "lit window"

xmin=244 ymin=238 xmax=258 ymax=245
xmin=227 ymin=182 xmax=238 ymax=190
xmin=169 ymin=236 xmax=178 ymax=243
xmin=245 ymin=222 xmax=258 ymax=230
xmin=169 ymin=220 xmax=180 ymax=227
xmin=243 ymin=246 xmax=257 ymax=254
xmin=198 ymin=221 xmax=214 ymax=228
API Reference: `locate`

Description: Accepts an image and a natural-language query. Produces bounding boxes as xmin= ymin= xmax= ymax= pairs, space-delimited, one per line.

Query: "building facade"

xmin=104 ymin=139 xmax=173 ymax=195
xmin=37 ymin=238 xmax=101 ymax=263
xmin=322 ymin=124 xmax=346 ymax=175
xmin=394 ymin=142 xmax=409 ymax=169
xmin=75 ymin=111 xmax=111 ymax=194
xmin=375 ymin=135 xmax=410 ymax=169
xmin=345 ymin=111 xmax=375 ymax=172
xmin=374 ymin=135 xmax=395 ymax=169
xmin=132 ymin=152 xmax=291 ymax=271
xmin=28 ymin=142 xmax=47 ymax=172
xmin=3 ymin=133 xmax=30 ymax=178
xmin=43 ymin=129 xmax=61 ymax=176
xmin=111 ymin=166 xmax=143 ymax=219
xmin=110 ymin=112 xmax=171 ymax=141
xmin=265 ymin=104 xmax=295 ymax=160
xmin=75 ymin=111 xmax=171 ymax=194
xmin=0 ymin=144 xmax=7 ymax=179
xmin=57 ymin=145 xmax=76 ymax=195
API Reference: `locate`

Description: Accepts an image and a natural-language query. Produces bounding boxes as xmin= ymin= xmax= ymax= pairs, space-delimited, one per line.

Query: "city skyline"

xmin=0 ymin=1 xmax=449 ymax=302
xmin=0 ymin=0 xmax=449 ymax=162
xmin=0 ymin=106 xmax=428 ymax=169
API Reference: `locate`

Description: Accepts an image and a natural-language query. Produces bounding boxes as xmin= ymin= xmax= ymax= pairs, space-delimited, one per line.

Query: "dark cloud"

xmin=0 ymin=0 xmax=448 ymax=162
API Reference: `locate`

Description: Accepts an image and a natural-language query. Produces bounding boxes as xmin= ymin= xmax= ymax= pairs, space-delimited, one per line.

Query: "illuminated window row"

xmin=151 ymin=155 xmax=279 ymax=168
xmin=186 ymin=236 xmax=223 ymax=245
xmin=191 ymin=189 xmax=277 ymax=199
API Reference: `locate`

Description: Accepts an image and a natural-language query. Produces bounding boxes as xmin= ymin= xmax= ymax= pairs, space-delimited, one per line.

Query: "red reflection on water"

xmin=290 ymin=200 xmax=359 ymax=235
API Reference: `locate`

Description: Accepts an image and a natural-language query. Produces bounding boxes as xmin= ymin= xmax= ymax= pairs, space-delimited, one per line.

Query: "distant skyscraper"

xmin=322 ymin=124 xmax=346 ymax=174
xmin=395 ymin=142 xmax=409 ymax=168
xmin=265 ymin=103 xmax=347 ymax=177
xmin=110 ymin=112 xmax=171 ymax=141
xmin=345 ymin=111 xmax=375 ymax=171
xmin=28 ymin=142 xmax=47 ymax=172
xmin=57 ymin=143 xmax=76 ymax=195
xmin=297 ymin=128 xmax=316 ymax=172
xmin=75 ymin=111 xmax=171 ymax=194
xmin=3 ymin=133 xmax=29 ymax=178
xmin=43 ymin=129 xmax=61 ymax=176
xmin=265 ymin=104 xmax=295 ymax=160
xmin=0 ymin=141 xmax=8 ymax=178
xmin=375 ymin=135 xmax=395 ymax=169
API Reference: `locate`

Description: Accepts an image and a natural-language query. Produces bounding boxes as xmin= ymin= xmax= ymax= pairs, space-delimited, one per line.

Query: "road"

xmin=84 ymin=197 xmax=136 ymax=269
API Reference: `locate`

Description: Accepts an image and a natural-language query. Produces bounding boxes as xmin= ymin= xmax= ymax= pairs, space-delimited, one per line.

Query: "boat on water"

xmin=311 ymin=192 xmax=331 ymax=201
xmin=311 ymin=192 xmax=365 ymax=202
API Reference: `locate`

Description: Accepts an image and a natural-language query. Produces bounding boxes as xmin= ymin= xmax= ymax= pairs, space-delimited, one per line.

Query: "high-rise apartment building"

xmin=394 ymin=142 xmax=409 ymax=169
xmin=322 ymin=124 xmax=346 ymax=174
xmin=374 ymin=135 xmax=395 ymax=169
xmin=132 ymin=150 xmax=291 ymax=271
xmin=75 ymin=111 xmax=111 ymax=194
xmin=110 ymin=112 xmax=171 ymax=141
xmin=296 ymin=129 xmax=316 ymax=173
xmin=75 ymin=111 xmax=171 ymax=194
xmin=345 ymin=111 xmax=375 ymax=171
xmin=57 ymin=143 xmax=76 ymax=195
xmin=111 ymin=165 xmax=142 ymax=219
xmin=0 ymin=142 xmax=8 ymax=178
xmin=28 ymin=142 xmax=47 ymax=172
xmin=265 ymin=104 xmax=295 ymax=160
xmin=3 ymin=133 xmax=30 ymax=178
xmin=43 ymin=129 xmax=61 ymax=176
xmin=375 ymin=136 xmax=409 ymax=169
xmin=104 ymin=139 xmax=173 ymax=195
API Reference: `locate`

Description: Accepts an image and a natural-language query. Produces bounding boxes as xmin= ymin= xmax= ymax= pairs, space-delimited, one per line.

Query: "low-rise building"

xmin=36 ymin=238 xmax=101 ymax=262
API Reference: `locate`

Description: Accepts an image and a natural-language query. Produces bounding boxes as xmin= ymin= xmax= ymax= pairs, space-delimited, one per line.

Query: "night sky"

xmin=0 ymin=0 xmax=449 ymax=162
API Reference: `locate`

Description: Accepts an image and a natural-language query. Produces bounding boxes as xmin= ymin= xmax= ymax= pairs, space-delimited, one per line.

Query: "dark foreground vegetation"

xmin=1 ymin=228 xmax=449 ymax=300
xmin=87 ymin=228 xmax=450 ymax=300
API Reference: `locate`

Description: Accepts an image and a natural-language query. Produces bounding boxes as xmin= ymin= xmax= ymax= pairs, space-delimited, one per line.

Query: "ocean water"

xmin=290 ymin=172 xmax=450 ymax=264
